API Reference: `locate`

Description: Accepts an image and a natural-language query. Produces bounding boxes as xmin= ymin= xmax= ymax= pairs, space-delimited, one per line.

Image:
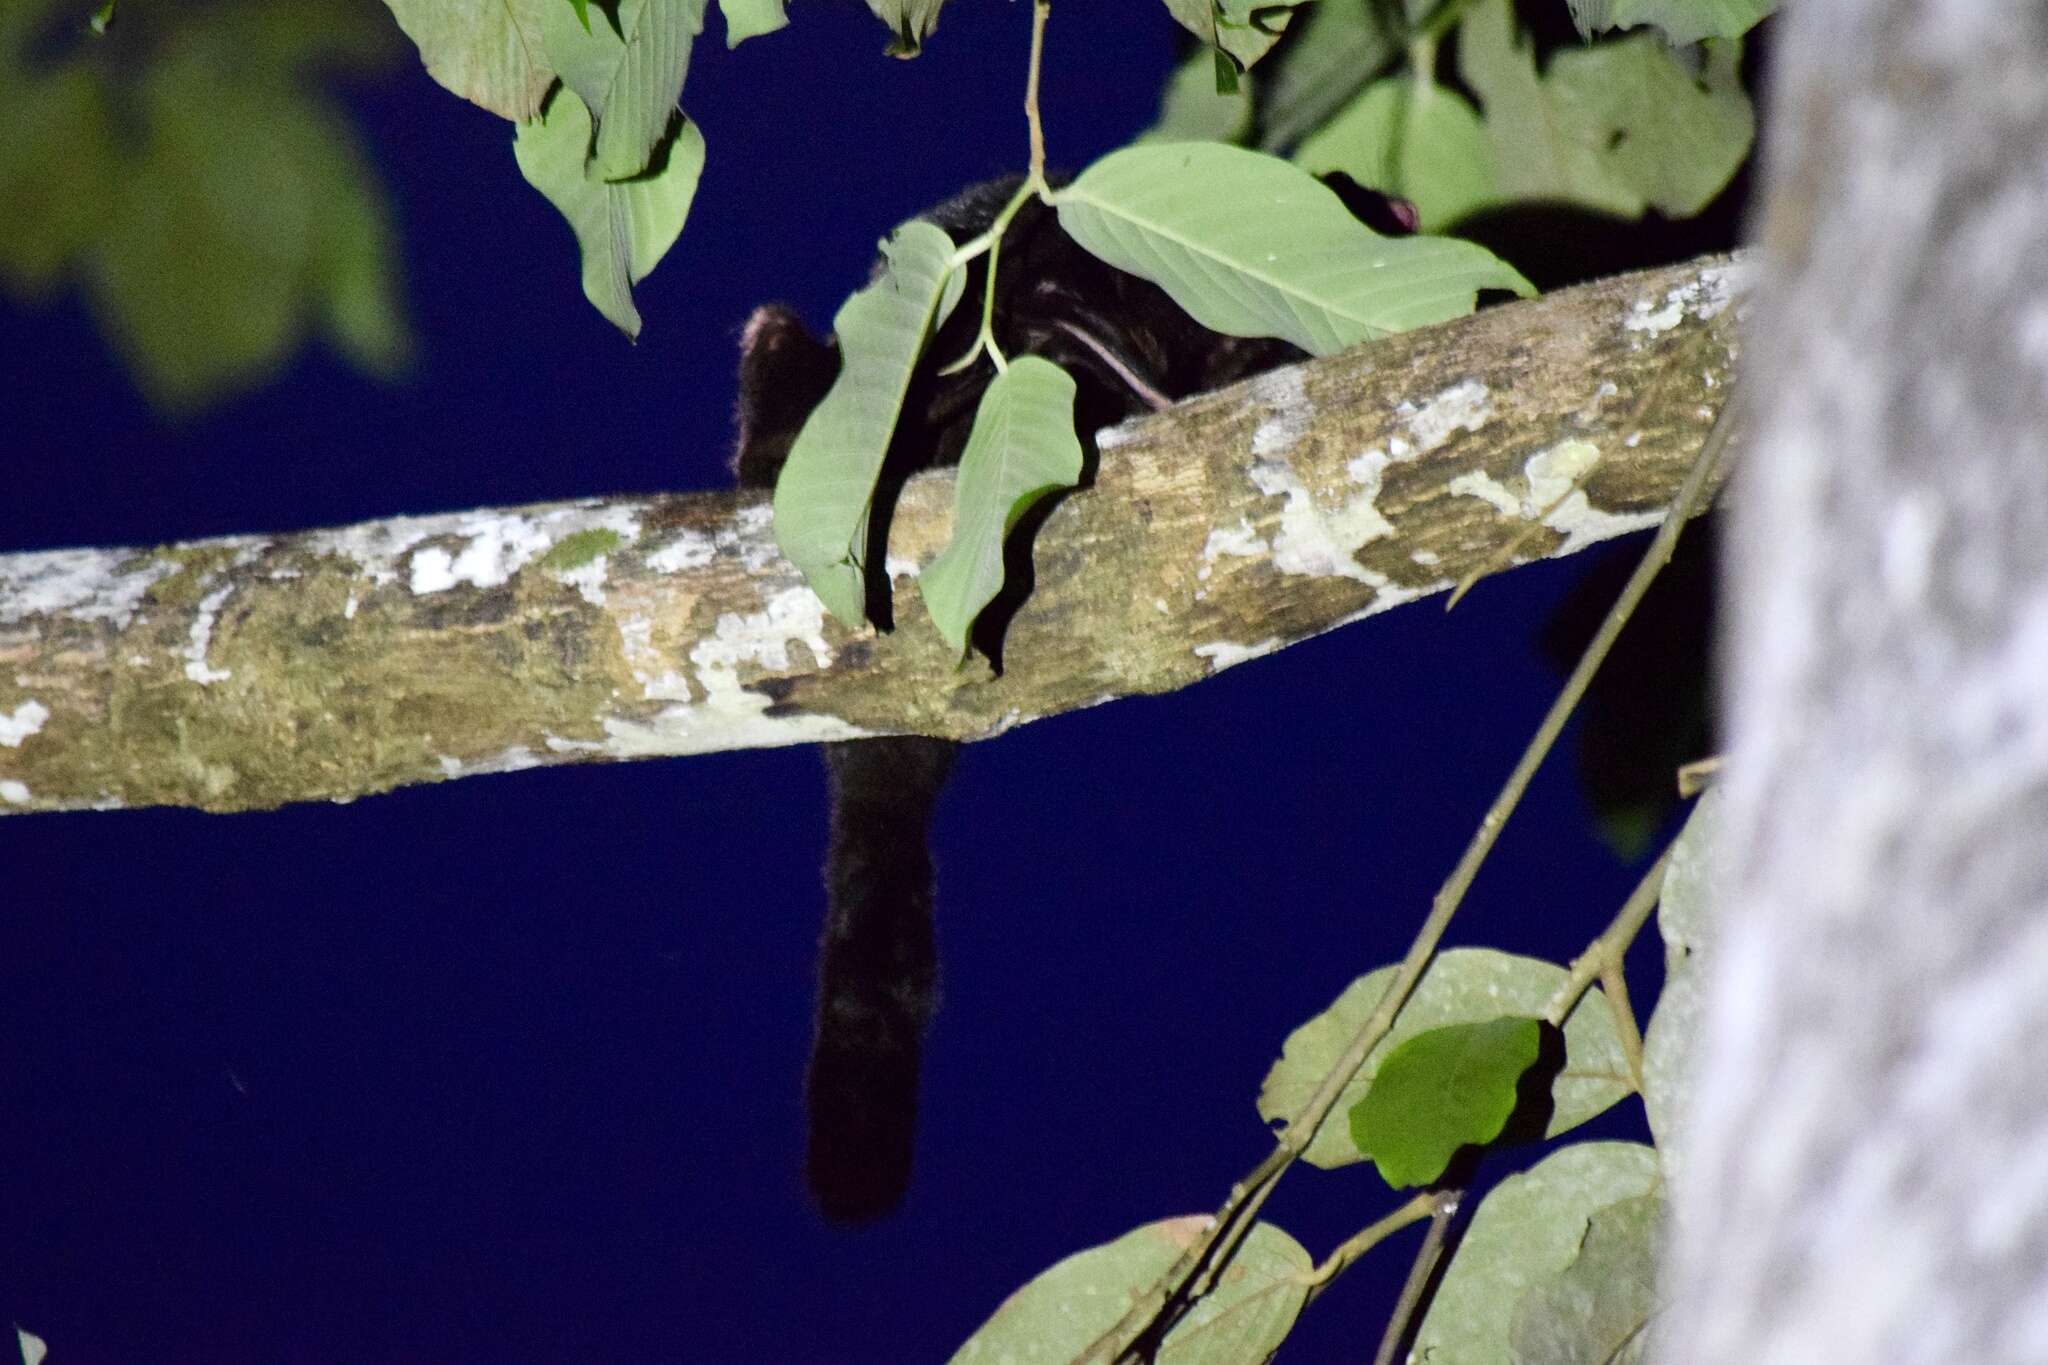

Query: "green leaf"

xmin=772 ymin=222 xmax=965 ymax=623
xmin=1461 ymin=0 xmax=1753 ymax=220
xmin=75 ymin=20 xmax=411 ymax=411
xmin=381 ymin=0 xmax=554 ymax=121
xmin=1349 ymin=1016 xmax=1542 ymax=1187
xmin=866 ymin=0 xmax=945 ymax=56
xmin=1642 ymin=787 xmax=1722 ymax=1189
xmin=1054 ymin=143 xmax=1531 ymax=358
xmin=1255 ymin=0 xmax=1399 ymax=154
xmin=919 ymin=357 xmax=1083 ymax=656
xmin=0 ymin=62 xmax=119 ymax=297
xmin=1163 ymin=0 xmax=1305 ymax=74
xmin=719 ymin=0 xmax=787 ymax=44
xmin=1509 ymin=1193 xmax=1665 ymax=1365
xmin=540 ymin=0 xmax=708 ymax=180
xmin=513 ymin=84 xmax=705 ymax=337
xmin=1567 ymin=0 xmax=1775 ymax=44
xmin=567 ymin=0 xmax=591 ymax=32
xmin=1138 ymin=46 xmax=1254 ymax=146
xmin=1294 ymin=74 xmax=1495 ymax=231
xmin=1412 ymin=1142 xmax=1660 ymax=1365
xmin=949 ymin=1217 xmax=1310 ymax=1364
xmin=1259 ymin=948 xmax=1630 ymax=1170
xmin=89 ymin=0 xmax=115 ymax=36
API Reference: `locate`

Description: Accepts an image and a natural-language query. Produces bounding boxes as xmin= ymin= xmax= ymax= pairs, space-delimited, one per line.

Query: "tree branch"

xmin=0 ymin=254 xmax=1745 ymax=815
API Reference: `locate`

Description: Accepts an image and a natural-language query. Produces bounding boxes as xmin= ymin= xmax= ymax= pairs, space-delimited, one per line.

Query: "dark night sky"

xmin=2 ymin=6 xmax=1672 ymax=1361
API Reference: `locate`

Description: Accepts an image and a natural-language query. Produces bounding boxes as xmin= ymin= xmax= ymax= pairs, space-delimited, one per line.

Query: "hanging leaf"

xmin=772 ymin=222 xmax=965 ymax=623
xmin=381 ymin=0 xmax=554 ymax=121
xmin=1567 ymin=0 xmax=1775 ymax=44
xmin=1259 ymin=948 xmax=1630 ymax=1170
xmin=1294 ymin=74 xmax=1496 ymax=230
xmin=866 ymin=0 xmax=946 ymax=56
xmin=513 ymin=85 xmax=705 ymax=337
xmin=950 ymin=1217 xmax=1310 ymax=1364
xmin=720 ymin=0 xmax=788 ymax=45
xmin=1411 ymin=1142 xmax=1661 ymax=1364
xmin=1055 ymin=143 xmax=1531 ymax=358
xmin=1508 ymin=1192 xmax=1666 ymax=1365
xmin=1349 ymin=1016 xmax=1543 ymax=1187
xmin=919 ymin=357 xmax=1084 ymax=656
xmin=540 ymin=0 xmax=708 ymax=180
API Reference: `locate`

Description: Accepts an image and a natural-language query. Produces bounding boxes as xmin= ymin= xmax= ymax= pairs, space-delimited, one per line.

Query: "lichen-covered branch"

xmin=0 ymin=254 xmax=1745 ymax=815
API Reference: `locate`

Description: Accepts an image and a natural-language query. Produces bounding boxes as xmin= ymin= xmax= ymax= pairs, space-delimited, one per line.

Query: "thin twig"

xmin=1025 ymin=0 xmax=1050 ymax=185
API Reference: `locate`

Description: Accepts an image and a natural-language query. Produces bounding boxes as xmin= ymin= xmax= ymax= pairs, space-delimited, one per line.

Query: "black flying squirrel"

xmin=732 ymin=172 xmax=1412 ymax=1223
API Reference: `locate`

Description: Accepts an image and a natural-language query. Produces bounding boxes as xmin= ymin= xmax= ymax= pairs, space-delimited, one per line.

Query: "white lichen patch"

xmin=183 ymin=586 xmax=236 ymax=685
xmin=1624 ymin=262 xmax=1751 ymax=340
xmin=617 ymin=612 xmax=693 ymax=702
xmin=0 ymin=779 xmax=29 ymax=804
xmin=1396 ymin=379 xmax=1493 ymax=454
xmin=1195 ymin=638 xmax=1280 ymax=672
xmin=885 ymin=554 xmax=922 ymax=583
xmin=1249 ymin=366 xmax=1314 ymax=457
xmin=1412 ymin=549 xmax=1441 ymax=567
xmin=554 ymin=555 xmax=611 ymax=606
xmin=647 ymin=530 xmax=716 ymax=574
xmin=0 ymin=699 xmax=50 ymax=747
xmin=0 ymin=547 xmax=179 ymax=627
xmin=1248 ymin=453 xmax=1394 ymax=584
xmin=308 ymin=500 xmax=645 ymax=594
xmin=1200 ymin=520 xmax=1267 ymax=579
xmin=1448 ymin=470 xmax=1521 ymax=517
xmin=436 ymin=746 xmax=543 ymax=779
xmin=594 ymin=585 xmax=874 ymax=755
xmin=1526 ymin=439 xmax=1662 ymax=557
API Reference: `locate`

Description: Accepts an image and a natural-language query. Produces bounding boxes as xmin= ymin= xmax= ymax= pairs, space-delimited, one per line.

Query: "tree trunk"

xmin=1665 ymin=5 xmax=2048 ymax=1361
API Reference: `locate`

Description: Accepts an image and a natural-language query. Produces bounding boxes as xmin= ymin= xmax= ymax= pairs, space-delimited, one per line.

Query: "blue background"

xmin=2 ymin=6 xmax=1678 ymax=1361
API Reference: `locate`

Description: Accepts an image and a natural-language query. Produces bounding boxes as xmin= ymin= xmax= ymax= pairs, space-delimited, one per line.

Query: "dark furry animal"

xmin=734 ymin=174 xmax=1405 ymax=1222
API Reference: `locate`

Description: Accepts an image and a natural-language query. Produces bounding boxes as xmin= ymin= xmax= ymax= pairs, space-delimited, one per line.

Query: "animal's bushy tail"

xmin=808 ymin=736 xmax=958 ymax=1223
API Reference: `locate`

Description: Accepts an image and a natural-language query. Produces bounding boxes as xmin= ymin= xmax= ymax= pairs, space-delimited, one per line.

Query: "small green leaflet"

xmin=920 ymin=357 xmax=1083 ymax=656
xmin=1508 ymin=1193 xmax=1666 ymax=1365
xmin=1568 ymin=0 xmax=1775 ymax=44
xmin=89 ymin=1 xmax=116 ymax=36
xmin=540 ymin=0 xmax=708 ymax=181
xmin=513 ymin=84 xmax=704 ymax=338
xmin=866 ymin=0 xmax=945 ymax=55
xmin=720 ymin=0 xmax=788 ymax=45
xmin=1294 ymin=74 xmax=1494 ymax=231
xmin=1411 ymin=1142 xmax=1660 ymax=1364
xmin=949 ymin=1217 xmax=1310 ymax=1364
xmin=1349 ymin=1016 xmax=1542 ymax=1187
xmin=1258 ymin=948 xmax=1631 ymax=1170
xmin=567 ymin=0 xmax=591 ymax=32
xmin=381 ymin=0 xmax=555 ymax=122
xmin=1054 ymin=143 xmax=1531 ymax=358
xmin=773 ymin=221 xmax=965 ymax=624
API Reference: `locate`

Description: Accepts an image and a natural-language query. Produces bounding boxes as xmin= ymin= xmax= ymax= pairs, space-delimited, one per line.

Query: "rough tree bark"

xmin=1663 ymin=5 xmax=2048 ymax=1362
xmin=0 ymin=256 xmax=1739 ymax=815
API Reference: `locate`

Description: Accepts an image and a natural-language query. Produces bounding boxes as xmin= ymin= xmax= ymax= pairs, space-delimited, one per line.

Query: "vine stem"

xmin=1073 ymin=391 xmax=1740 ymax=1364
